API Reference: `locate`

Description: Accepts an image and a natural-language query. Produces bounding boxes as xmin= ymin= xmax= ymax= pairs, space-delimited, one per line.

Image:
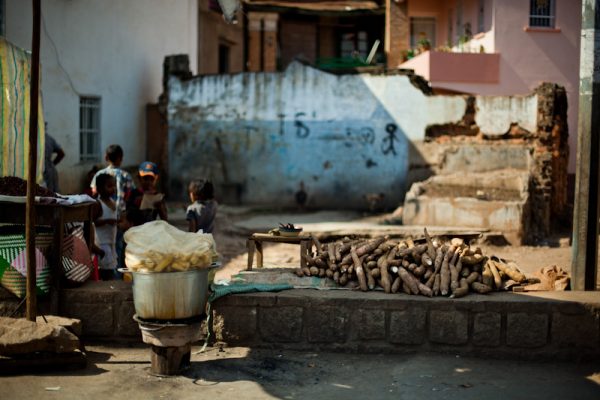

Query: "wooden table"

xmin=0 ymin=201 xmax=95 ymax=313
xmin=247 ymin=233 xmax=314 ymax=270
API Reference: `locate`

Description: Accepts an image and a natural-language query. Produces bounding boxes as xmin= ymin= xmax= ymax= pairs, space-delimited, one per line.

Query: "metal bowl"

xmin=278 ymin=227 xmax=303 ymax=237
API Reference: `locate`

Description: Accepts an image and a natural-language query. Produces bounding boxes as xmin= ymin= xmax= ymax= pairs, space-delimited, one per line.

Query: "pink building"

xmin=395 ymin=0 xmax=581 ymax=172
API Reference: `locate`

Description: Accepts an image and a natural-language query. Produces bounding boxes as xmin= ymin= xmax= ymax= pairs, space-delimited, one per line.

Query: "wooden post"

xmin=572 ymin=0 xmax=600 ymax=291
xmin=255 ymin=241 xmax=263 ymax=268
xmin=26 ymin=0 xmax=42 ymax=321
xmin=150 ymin=345 xmax=191 ymax=376
xmin=247 ymin=239 xmax=255 ymax=271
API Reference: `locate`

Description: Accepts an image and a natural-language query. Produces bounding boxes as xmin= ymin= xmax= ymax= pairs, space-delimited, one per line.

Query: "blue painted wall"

xmin=167 ymin=62 xmax=534 ymax=208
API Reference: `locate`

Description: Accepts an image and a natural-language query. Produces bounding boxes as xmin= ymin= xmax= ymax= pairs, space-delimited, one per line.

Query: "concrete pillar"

xmin=262 ymin=13 xmax=279 ymax=72
xmin=247 ymin=12 xmax=262 ymax=72
xmin=385 ymin=0 xmax=409 ymax=68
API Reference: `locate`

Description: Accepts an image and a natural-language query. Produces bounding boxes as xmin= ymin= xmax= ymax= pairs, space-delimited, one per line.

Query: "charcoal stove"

xmin=133 ymin=314 xmax=206 ymax=376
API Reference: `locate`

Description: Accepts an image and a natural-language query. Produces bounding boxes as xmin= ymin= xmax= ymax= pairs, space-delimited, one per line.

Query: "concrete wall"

xmin=5 ymin=0 xmax=198 ymax=193
xmin=167 ymin=62 xmax=540 ymax=208
xmin=405 ymin=0 xmax=580 ymax=172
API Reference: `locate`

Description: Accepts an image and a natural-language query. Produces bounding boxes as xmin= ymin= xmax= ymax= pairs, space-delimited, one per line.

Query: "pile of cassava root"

xmin=294 ymin=228 xmax=528 ymax=298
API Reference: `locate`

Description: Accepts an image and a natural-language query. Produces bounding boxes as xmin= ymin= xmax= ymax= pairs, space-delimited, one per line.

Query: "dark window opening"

xmin=219 ymin=44 xmax=230 ymax=74
xmin=530 ymin=0 xmax=555 ymax=28
xmin=0 ymin=0 xmax=5 ymax=37
xmin=209 ymin=0 xmax=221 ymax=13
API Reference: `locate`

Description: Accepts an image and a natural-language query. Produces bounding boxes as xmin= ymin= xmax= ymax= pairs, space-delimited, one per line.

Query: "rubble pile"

xmin=295 ymin=228 xmax=529 ymax=298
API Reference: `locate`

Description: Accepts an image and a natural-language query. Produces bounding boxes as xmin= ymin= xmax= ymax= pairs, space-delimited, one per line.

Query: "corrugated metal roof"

xmin=243 ymin=0 xmax=383 ymax=12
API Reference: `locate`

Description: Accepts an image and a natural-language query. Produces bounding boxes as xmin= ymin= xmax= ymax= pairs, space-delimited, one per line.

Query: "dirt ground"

xmin=1 ymin=345 xmax=599 ymax=400
xmin=168 ymin=204 xmax=580 ymax=285
xmin=2 ymin=206 xmax=599 ymax=399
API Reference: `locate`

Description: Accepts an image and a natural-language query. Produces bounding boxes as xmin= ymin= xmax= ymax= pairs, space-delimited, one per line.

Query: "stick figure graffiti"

xmin=381 ymin=123 xmax=399 ymax=156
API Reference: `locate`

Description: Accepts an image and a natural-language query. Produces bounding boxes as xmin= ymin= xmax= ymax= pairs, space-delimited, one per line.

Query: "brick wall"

xmin=385 ymin=0 xmax=409 ymax=68
xmin=247 ymin=12 xmax=262 ymax=72
xmin=533 ymin=83 xmax=570 ymax=231
xmin=280 ymin=18 xmax=318 ymax=68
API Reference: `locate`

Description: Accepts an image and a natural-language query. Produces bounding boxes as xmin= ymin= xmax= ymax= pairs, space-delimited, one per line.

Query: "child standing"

xmin=93 ymin=174 xmax=118 ymax=280
xmin=187 ymin=180 xmax=218 ymax=233
xmin=127 ymin=161 xmax=168 ymax=222
xmin=90 ymin=145 xmax=134 ymax=269
xmin=90 ymin=145 xmax=134 ymax=216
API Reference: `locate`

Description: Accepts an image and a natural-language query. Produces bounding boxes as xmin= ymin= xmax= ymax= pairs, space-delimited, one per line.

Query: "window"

xmin=530 ymin=0 xmax=555 ymax=28
xmin=410 ymin=17 xmax=436 ymax=48
xmin=456 ymin=0 xmax=463 ymax=39
xmin=0 ymin=0 xmax=5 ymax=37
xmin=340 ymin=31 xmax=368 ymax=59
xmin=447 ymin=10 xmax=453 ymax=46
xmin=79 ymin=97 xmax=101 ymax=162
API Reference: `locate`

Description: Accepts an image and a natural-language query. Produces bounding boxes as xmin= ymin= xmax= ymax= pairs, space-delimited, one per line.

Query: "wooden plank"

xmin=251 ymin=233 xmax=312 ymax=243
xmin=26 ymin=0 xmax=42 ymax=322
xmin=0 ymin=202 xmax=94 ymax=226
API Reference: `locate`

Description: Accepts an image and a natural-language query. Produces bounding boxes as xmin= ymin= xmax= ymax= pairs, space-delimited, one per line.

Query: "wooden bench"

xmin=246 ymin=233 xmax=313 ymax=270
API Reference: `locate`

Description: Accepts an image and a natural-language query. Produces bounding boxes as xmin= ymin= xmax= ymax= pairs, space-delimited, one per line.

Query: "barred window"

xmin=530 ymin=0 xmax=555 ymax=28
xmin=79 ymin=97 xmax=101 ymax=162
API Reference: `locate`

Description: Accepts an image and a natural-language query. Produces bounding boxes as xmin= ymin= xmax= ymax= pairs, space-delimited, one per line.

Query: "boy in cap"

xmin=127 ymin=161 xmax=168 ymax=222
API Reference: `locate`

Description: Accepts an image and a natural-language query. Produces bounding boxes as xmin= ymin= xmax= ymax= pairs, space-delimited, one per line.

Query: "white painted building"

xmin=3 ymin=0 xmax=198 ymax=193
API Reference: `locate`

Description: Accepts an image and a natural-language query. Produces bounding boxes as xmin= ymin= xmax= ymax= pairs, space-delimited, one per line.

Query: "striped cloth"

xmin=0 ymin=37 xmax=45 ymax=183
xmin=0 ymin=226 xmax=52 ymax=298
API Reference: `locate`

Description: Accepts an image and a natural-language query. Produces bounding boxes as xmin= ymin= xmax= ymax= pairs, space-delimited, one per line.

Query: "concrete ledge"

xmin=60 ymin=281 xmax=140 ymax=340
xmin=5 ymin=282 xmax=596 ymax=361
xmin=212 ymin=289 xmax=600 ymax=361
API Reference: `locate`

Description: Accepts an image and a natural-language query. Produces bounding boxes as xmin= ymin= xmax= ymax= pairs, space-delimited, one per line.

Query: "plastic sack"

xmin=124 ymin=220 xmax=216 ymax=273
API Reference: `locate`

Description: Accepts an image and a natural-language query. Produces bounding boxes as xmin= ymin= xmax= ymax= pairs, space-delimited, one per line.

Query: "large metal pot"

xmin=125 ymin=266 xmax=217 ymax=320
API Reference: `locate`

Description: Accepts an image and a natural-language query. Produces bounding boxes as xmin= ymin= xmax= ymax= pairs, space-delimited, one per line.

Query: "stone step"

xmin=403 ymin=169 xmax=530 ymax=243
xmin=411 ymin=169 xmax=530 ymax=201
